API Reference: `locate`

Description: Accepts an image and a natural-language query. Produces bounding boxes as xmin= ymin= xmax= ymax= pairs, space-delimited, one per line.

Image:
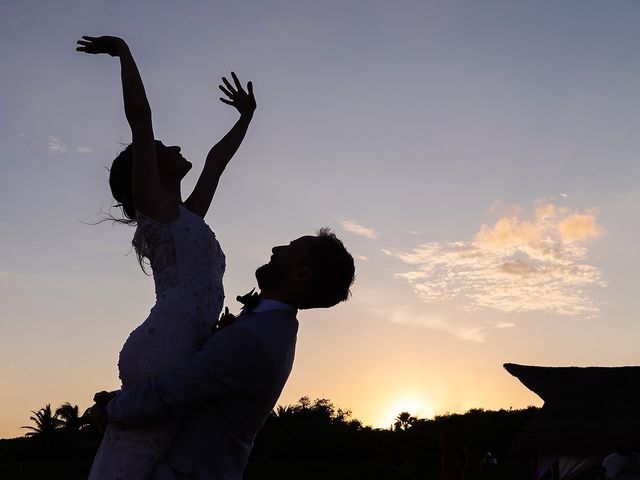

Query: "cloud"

xmin=387 ymin=201 xmax=605 ymax=317
xmin=356 ymin=291 xmax=488 ymax=342
xmin=494 ymin=321 xmax=515 ymax=329
xmin=48 ymin=137 xmax=67 ymax=154
xmin=340 ymin=218 xmax=379 ymax=239
xmin=557 ymin=213 xmax=601 ymax=243
xmin=16 ymin=133 xmax=31 ymax=154
xmin=0 ymin=270 xmax=23 ymax=279
xmin=388 ymin=309 xmax=487 ymax=343
xmin=46 ymin=136 xmax=93 ymax=155
xmin=355 ymin=254 xmax=368 ymax=261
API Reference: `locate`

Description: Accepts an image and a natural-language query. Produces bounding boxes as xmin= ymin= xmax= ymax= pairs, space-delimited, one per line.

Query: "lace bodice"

xmin=118 ymin=205 xmax=225 ymax=388
xmin=132 ymin=205 xmax=225 ymax=300
xmin=88 ymin=206 xmax=225 ymax=480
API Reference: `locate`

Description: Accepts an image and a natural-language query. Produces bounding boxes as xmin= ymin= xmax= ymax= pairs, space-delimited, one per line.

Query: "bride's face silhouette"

xmin=156 ymin=141 xmax=192 ymax=180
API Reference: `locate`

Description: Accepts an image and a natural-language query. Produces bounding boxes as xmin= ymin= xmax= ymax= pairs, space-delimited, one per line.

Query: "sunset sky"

xmin=3 ymin=0 xmax=640 ymax=438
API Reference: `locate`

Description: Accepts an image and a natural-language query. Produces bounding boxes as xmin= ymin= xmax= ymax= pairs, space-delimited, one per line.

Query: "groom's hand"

xmin=213 ymin=306 xmax=236 ymax=332
xmin=88 ymin=401 xmax=108 ymax=434
xmin=94 ymin=390 xmax=118 ymax=406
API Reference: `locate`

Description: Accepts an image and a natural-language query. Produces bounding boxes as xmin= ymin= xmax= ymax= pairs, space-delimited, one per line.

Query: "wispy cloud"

xmin=48 ymin=137 xmax=67 ymax=154
xmin=17 ymin=134 xmax=92 ymax=156
xmin=356 ymin=291 xmax=488 ymax=342
xmin=46 ymin=136 xmax=93 ymax=155
xmin=494 ymin=321 xmax=515 ymax=329
xmin=0 ymin=270 xmax=23 ymax=279
xmin=340 ymin=218 xmax=379 ymax=239
xmin=16 ymin=133 xmax=31 ymax=154
xmin=388 ymin=308 xmax=487 ymax=343
xmin=386 ymin=201 xmax=605 ymax=317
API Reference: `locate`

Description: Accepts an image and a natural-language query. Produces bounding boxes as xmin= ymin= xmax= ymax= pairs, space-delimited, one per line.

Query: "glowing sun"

xmin=375 ymin=393 xmax=435 ymax=428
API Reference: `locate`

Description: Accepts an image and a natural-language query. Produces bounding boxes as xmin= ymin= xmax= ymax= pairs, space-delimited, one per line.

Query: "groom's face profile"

xmin=256 ymin=236 xmax=318 ymax=290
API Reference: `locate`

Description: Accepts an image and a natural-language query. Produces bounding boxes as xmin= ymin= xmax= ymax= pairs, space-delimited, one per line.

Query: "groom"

xmin=92 ymin=228 xmax=355 ymax=479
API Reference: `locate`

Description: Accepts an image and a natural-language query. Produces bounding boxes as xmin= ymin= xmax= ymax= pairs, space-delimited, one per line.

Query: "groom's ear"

xmin=291 ymin=266 xmax=313 ymax=283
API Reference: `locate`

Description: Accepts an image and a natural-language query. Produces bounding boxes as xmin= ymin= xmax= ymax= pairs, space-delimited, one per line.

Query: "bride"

xmin=77 ymin=35 xmax=256 ymax=479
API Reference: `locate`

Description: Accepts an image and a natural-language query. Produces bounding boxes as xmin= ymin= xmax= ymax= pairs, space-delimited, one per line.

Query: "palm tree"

xmin=55 ymin=403 xmax=88 ymax=432
xmin=274 ymin=404 xmax=296 ymax=419
xmin=394 ymin=411 xmax=417 ymax=431
xmin=21 ymin=404 xmax=62 ymax=437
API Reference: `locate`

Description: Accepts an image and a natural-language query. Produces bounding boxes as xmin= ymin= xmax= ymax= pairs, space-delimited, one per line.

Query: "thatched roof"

xmin=504 ymin=363 xmax=640 ymax=454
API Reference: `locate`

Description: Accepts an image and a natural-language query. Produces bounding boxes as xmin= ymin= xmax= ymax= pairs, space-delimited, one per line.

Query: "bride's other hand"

xmin=185 ymin=73 xmax=255 ymax=218
xmin=76 ymin=35 xmax=127 ymax=57
xmin=219 ymin=72 xmax=256 ymax=117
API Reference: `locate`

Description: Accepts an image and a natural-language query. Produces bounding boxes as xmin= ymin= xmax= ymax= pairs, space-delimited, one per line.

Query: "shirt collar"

xmin=251 ymin=298 xmax=297 ymax=314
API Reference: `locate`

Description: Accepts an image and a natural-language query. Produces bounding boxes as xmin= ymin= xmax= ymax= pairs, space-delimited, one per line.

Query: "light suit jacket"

xmin=107 ymin=308 xmax=299 ymax=480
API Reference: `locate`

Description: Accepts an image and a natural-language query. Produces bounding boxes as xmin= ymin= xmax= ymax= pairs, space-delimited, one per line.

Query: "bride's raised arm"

xmin=77 ymin=36 xmax=175 ymax=222
xmin=185 ymin=72 xmax=256 ymax=218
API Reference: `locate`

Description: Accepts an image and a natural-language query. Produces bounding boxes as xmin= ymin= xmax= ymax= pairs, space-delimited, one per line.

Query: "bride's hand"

xmin=76 ymin=35 xmax=127 ymax=57
xmin=219 ymin=72 xmax=256 ymax=117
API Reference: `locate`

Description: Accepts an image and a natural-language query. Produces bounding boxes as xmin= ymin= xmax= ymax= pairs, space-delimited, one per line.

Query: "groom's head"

xmin=256 ymin=228 xmax=355 ymax=309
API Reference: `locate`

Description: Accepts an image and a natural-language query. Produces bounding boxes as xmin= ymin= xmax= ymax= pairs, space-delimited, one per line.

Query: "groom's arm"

xmin=107 ymin=324 xmax=264 ymax=427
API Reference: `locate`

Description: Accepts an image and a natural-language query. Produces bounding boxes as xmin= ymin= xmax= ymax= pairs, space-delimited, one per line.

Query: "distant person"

xmin=91 ymin=229 xmax=355 ymax=479
xmin=76 ymin=35 xmax=256 ymax=479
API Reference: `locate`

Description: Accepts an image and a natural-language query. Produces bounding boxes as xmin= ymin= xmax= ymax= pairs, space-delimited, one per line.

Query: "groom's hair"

xmin=300 ymin=228 xmax=355 ymax=309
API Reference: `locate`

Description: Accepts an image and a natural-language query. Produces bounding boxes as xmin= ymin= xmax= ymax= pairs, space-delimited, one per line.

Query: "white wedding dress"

xmin=88 ymin=205 xmax=225 ymax=480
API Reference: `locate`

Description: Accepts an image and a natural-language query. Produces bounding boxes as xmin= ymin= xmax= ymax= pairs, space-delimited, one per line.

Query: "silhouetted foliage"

xmin=246 ymin=398 xmax=540 ymax=479
xmin=2 ymin=397 xmax=550 ymax=479
xmin=55 ymin=403 xmax=90 ymax=433
xmin=21 ymin=404 xmax=62 ymax=439
xmin=394 ymin=411 xmax=418 ymax=431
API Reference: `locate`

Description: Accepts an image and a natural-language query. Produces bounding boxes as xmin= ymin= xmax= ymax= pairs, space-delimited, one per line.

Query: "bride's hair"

xmin=106 ymin=143 xmax=150 ymax=273
xmin=109 ymin=144 xmax=137 ymax=224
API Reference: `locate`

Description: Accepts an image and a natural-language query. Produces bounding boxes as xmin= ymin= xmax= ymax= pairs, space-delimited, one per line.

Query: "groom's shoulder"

xmin=213 ymin=320 xmax=260 ymax=340
xmin=234 ymin=310 xmax=299 ymax=344
xmin=244 ymin=309 xmax=299 ymax=331
xmin=250 ymin=308 xmax=298 ymax=320
xmin=205 ymin=321 xmax=263 ymax=355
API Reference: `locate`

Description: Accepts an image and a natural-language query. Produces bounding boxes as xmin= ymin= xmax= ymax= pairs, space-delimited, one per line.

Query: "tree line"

xmin=2 ymin=397 xmax=543 ymax=479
